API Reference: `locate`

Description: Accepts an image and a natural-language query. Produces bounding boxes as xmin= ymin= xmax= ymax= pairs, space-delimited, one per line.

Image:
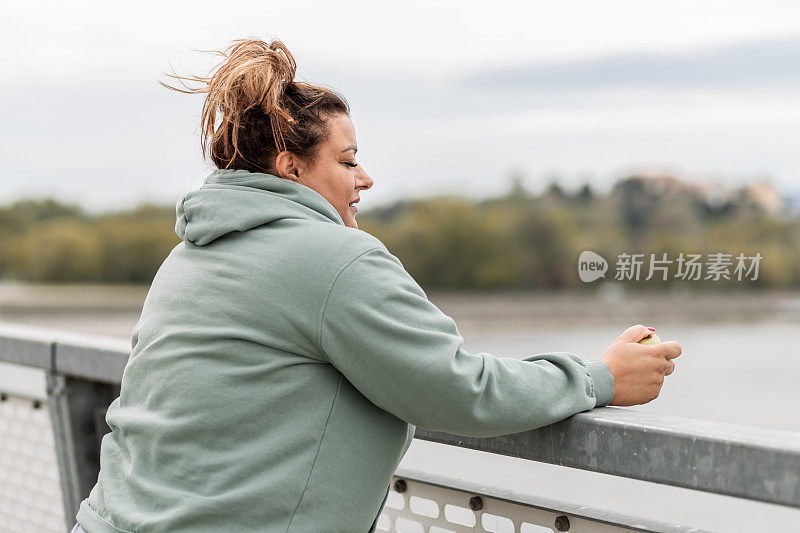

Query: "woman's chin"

xmin=341 ymin=209 xmax=358 ymax=228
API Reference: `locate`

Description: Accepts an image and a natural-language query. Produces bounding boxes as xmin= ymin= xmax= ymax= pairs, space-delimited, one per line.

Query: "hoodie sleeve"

xmin=317 ymin=246 xmax=615 ymax=438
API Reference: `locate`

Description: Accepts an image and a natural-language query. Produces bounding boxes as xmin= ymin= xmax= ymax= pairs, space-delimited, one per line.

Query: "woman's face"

xmin=289 ymin=113 xmax=373 ymax=229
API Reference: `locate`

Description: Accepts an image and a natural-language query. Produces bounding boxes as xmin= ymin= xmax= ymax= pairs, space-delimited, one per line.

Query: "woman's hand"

xmin=601 ymin=324 xmax=682 ymax=407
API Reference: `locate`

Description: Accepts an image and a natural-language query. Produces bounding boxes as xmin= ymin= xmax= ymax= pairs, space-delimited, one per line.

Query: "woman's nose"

xmin=358 ymin=166 xmax=373 ymax=190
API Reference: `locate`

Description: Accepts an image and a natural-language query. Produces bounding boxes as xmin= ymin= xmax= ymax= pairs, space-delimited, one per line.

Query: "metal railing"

xmin=381 ymin=467 xmax=697 ymax=533
xmin=0 ymin=323 xmax=798 ymax=532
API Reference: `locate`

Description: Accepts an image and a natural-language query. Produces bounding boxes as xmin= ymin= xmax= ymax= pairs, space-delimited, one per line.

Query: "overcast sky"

xmin=3 ymin=0 xmax=800 ymax=212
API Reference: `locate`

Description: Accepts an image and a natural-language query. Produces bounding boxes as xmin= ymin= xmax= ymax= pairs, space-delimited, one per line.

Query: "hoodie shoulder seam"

xmin=316 ymin=246 xmax=383 ymax=357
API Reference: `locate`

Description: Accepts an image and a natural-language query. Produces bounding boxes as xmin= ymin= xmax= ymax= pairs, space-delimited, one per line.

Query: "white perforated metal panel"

xmin=0 ymin=395 xmax=66 ymax=533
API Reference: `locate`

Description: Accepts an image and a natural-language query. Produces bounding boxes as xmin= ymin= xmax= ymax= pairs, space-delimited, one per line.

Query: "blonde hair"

xmin=162 ymin=38 xmax=349 ymax=173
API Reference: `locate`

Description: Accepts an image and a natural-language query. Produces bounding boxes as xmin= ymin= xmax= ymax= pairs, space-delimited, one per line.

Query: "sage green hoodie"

xmin=77 ymin=169 xmax=614 ymax=533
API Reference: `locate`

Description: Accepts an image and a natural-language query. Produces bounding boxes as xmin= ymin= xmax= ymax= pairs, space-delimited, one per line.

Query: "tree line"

xmin=1 ymin=176 xmax=798 ymax=289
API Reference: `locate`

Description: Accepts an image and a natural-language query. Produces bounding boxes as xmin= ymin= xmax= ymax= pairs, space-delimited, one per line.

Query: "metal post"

xmin=46 ymin=372 xmax=117 ymax=531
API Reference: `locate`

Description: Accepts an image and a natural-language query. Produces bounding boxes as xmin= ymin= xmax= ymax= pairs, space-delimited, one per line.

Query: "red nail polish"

xmin=647 ymin=327 xmax=656 ymax=331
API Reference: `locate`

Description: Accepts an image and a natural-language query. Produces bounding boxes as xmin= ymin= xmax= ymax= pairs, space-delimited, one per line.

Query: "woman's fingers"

xmin=617 ymin=324 xmax=653 ymax=344
xmin=664 ymin=359 xmax=676 ymax=376
xmin=642 ymin=340 xmax=682 ymax=359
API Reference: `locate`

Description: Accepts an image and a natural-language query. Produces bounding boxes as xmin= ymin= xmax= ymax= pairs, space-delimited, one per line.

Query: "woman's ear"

xmin=275 ymin=150 xmax=303 ymax=183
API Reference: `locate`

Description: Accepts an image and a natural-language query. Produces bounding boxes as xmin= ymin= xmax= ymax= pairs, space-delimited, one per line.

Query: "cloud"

xmin=464 ymin=36 xmax=800 ymax=91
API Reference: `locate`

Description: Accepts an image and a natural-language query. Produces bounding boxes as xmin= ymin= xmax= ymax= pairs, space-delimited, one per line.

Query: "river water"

xmin=1 ymin=286 xmax=799 ymax=531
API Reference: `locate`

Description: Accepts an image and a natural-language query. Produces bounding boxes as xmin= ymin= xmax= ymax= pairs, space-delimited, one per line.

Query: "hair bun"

xmin=207 ymin=39 xmax=297 ymax=151
xmin=218 ymin=39 xmax=296 ymax=113
xmin=162 ymin=38 xmax=349 ymax=172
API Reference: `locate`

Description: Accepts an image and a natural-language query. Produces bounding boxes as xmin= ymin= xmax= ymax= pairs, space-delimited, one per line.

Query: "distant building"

xmin=621 ymin=173 xmax=786 ymax=216
xmin=742 ymin=181 xmax=784 ymax=215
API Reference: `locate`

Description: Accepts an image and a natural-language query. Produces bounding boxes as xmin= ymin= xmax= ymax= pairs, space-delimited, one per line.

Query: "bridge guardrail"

xmin=1 ymin=323 xmax=798 ymax=532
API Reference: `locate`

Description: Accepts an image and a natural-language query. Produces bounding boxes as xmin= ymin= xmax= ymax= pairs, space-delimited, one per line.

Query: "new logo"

xmin=578 ymin=251 xmax=608 ymax=282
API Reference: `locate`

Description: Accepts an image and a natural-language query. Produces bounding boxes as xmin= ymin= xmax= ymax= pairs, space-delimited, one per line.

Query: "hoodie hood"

xmin=176 ymin=169 xmax=345 ymax=246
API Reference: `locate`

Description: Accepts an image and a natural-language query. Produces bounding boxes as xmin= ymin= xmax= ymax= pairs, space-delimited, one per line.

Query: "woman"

xmin=73 ymin=39 xmax=681 ymax=533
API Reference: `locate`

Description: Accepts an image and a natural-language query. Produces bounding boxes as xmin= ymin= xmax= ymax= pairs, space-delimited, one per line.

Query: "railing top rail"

xmin=0 ymin=323 xmax=130 ymax=382
xmin=416 ymin=405 xmax=800 ymax=508
xmin=2 ymin=322 xmax=798 ymax=508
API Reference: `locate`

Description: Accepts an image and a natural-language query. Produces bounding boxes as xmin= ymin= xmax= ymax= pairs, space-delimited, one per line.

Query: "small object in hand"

xmin=639 ymin=332 xmax=662 ymax=345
